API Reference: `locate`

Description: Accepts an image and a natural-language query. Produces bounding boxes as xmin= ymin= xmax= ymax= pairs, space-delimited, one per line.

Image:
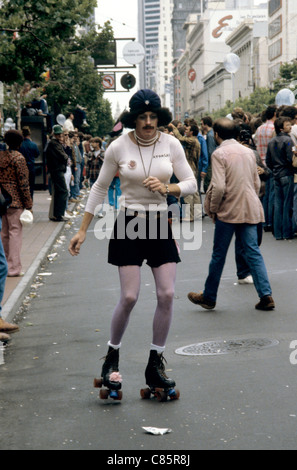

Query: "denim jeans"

xmin=204 ymin=219 xmax=272 ymax=303
xmin=70 ymin=165 xmax=81 ymax=199
xmin=274 ymin=176 xmax=294 ymax=240
xmin=262 ymin=177 xmax=275 ymax=228
xmin=293 ymin=183 xmax=297 ymax=233
xmin=235 ymin=223 xmax=263 ymax=279
xmin=0 ymin=218 xmax=8 ymax=317
xmin=108 ymin=177 xmax=122 ymax=210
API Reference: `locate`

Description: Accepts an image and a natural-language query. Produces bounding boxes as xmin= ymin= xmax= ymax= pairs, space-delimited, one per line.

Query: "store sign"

xmin=210 ymin=9 xmax=268 ymax=42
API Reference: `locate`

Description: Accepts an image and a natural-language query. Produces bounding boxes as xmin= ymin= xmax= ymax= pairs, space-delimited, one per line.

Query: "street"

xmin=0 ymin=209 xmax=297 ymax=451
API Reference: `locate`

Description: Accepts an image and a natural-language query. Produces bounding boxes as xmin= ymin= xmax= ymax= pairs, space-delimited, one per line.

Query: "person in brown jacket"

xmin=188 ymin=118 xmax=275 ymax=312
xmin=0 ymin=130 xmax=33 ymax=277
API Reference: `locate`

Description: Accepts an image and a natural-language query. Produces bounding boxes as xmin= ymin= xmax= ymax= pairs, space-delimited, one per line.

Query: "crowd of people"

xmin=164 ymin=104 xmax=297 ymax=238
xmin=46 ymin=125 xmax=113 ymax=222
xmin=0 ymin=90 xmax=297 ymax=346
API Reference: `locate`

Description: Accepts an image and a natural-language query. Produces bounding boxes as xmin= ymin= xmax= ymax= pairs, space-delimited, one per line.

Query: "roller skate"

xmin=94 ymin=347 xmax=123 ymax=401
xmin=140 ymin=350 xmax=180 ymax=402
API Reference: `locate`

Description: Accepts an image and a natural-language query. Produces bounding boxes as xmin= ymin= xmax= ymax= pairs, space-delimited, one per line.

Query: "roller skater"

xmin=69 ymin=89 xmax=197 ymax=402
xmin=141 ymin=350 xmax=180 ymax=401
xmin=94 ymin=345 xmax=123 ymax=400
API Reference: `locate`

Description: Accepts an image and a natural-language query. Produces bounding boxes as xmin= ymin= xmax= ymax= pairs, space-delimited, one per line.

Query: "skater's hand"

xmin=69 ymin=231 xmax=86 ymax=256
xmin=143 ymin=177 xmax=165 ymax=194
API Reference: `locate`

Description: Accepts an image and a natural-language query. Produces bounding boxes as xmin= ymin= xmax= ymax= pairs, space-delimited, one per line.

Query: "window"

xmin=268 ymin=0 xmax=282 ymax=17
xmin=269 ymin=15 xmax=282 ymax=39
xmin=268 ymin=38 xmax=282 ymax=61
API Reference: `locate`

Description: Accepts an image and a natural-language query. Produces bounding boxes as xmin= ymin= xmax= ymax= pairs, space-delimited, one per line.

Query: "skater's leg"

xmin=110 ymin=266 xmax=141 ymax=346
xmin=151 ymin=262 xmax=177 ymax=349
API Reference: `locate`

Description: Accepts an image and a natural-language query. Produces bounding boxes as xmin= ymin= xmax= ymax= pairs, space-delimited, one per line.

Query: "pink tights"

xmin=110 ymin=263 xmax=177 ymax=348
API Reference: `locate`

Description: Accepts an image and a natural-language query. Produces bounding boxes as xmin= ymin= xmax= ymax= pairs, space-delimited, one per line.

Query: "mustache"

xmin=143 ymin=126 xmax=155 ymax=130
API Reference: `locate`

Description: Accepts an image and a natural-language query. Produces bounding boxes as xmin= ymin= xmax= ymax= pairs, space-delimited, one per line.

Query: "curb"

xmin=1 ymin=222 xmax=66 ymax=324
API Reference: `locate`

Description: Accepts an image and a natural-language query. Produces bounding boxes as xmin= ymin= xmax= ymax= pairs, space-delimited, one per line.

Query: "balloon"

xmin=223 ymin=53 xmax=240 ymax=74
xmin=275 ymin=88 xmax=295 ymax=106
xmin=56 ymin=114 xmax=66 ymax=126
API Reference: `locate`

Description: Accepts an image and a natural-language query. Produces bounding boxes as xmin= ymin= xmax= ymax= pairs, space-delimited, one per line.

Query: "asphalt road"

xmin=0 ymin=209 xmax=297 ymax=451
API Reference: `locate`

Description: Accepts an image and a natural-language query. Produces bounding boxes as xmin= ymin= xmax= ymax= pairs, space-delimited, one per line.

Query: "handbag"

xmin=0 ymin=185 xmax=12 ymax=217
xmin=20 ymin=209 xmax=33 ymax=226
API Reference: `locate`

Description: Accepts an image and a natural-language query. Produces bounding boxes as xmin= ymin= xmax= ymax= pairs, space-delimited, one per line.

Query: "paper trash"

xmin=142 ymin=427 xmax=172 ymax=436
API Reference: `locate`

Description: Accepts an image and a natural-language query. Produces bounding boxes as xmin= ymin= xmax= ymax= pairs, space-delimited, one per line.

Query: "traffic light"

xmin=121 ymin=73 xmax=136 ymax=90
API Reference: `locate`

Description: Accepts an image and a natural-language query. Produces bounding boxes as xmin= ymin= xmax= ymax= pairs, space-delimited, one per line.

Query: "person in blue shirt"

xmin=184 ymin=118 xmax=209 ymax=198
xmin=20 ymin=127 xmax=40 ymax=199
xmin=201 ymin=116 xmax=218 ymax=192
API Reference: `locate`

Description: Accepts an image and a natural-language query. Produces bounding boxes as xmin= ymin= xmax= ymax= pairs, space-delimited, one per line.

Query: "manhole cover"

xmin=175 ymin=338 xmax=279 ymax=356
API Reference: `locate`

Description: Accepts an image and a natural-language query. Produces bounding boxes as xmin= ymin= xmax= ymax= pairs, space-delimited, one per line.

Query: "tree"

xmin=207 ymin=87 xmax=276 ymax=121
xmin=273 ymin=60 xmax=297 ymax=93
xmin=0 ymin=0 xmax=101 ymax=83
xmin=0 ymin=0 xmax=115 ymax=134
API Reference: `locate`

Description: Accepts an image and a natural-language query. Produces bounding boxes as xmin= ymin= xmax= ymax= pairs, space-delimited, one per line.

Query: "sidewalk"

xmin=1 ymin=191 xmax=82 ymax=322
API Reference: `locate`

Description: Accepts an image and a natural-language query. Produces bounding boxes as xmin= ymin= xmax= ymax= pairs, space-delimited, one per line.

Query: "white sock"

xmin=150 ymin=343 xmax=165 ymax=354
xmin=108 ymin=341 xmax=121 ymax=350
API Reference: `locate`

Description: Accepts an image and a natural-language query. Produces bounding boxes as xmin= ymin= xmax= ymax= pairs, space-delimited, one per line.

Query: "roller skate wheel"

xmin=155 ymin=389 xmax=168 ymax=402
xmin=94 ymin=378 xmax=103 ymax=388
xmin=109 ymin=389 xmax=123 ymax=401
xmin=140 ymin=388 xmax=151 ymax=399
xmin=100 ymin=389 xmax=110 ymax=399
xmin=169 ymin=388 xmax=180 ymax=400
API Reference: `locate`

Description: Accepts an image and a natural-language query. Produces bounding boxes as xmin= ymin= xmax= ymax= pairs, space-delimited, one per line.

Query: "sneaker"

xmin=238 ymin=275 xmax=254 ymax=285
xmin=255 ymin=295 xmax=275 ymax=311
xmin=187 ymin=292 xmax=216 ymax=310
xmin=0 ymin=318 xmax=19 ymax=333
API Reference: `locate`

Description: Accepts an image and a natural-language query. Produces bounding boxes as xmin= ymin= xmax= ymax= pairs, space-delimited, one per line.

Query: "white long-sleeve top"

xmin=85 ymin=132 xmax=197 ymax=214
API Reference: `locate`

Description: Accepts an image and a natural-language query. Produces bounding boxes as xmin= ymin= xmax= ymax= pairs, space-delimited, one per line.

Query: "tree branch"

xmin=0 ymin=27 xmax=50 ymax=47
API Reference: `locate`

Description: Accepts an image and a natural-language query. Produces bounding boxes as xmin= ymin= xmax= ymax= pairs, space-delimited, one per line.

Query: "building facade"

xmin=226 ymin=19 xmax=269 ymax=100
xmin=268 ymin=0 xmax=297 ymax=83
xmin=138 ymin=0 xmax=161 ymax=90
xmin=171 ymin=0 xmax=204 ymax=119
xmin=177 ymin=0 xmax=269 ymax=118
xmin=155 ymin=0 xmax=174 ymax=108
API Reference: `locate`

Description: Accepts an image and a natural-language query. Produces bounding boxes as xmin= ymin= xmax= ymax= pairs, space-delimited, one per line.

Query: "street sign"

xmin=121 ymin=73 xmax=136 ymax=90
xmin=188 ymin=68 xmax=196 ymax=82
xmin=102 ymin=74 xmax=115 ymax=90
xmin=123 ymin=41 xmax=145 ymax=65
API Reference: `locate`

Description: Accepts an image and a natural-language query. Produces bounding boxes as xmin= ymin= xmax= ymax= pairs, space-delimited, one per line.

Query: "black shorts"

xmin=108 ymin=210 xmax=181 ymax=268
